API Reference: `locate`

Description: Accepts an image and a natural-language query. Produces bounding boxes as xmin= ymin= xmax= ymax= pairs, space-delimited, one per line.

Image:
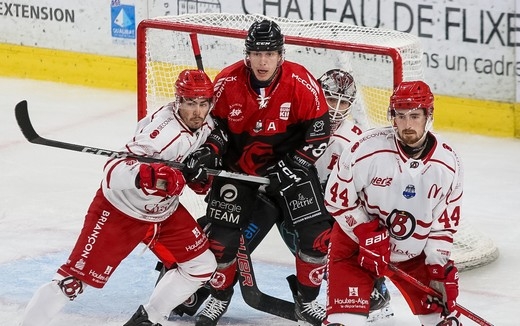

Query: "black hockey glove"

xmin=182 ymin=146 xmax=221 ymax=183
xmin=265 ymin=154 xmax=311 ymax=197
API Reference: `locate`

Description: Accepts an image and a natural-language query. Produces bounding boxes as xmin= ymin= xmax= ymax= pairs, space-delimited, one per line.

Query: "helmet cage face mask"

xmin=318 ymin=69 xmax=357 ymax=128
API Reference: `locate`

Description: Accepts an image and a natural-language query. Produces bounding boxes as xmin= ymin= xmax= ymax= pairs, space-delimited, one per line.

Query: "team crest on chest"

xmin=257 ymin=94 xmax=270 ymax=109
xmin=228 ymin=104 xmax=244 ymax=122
xmin=387 ymin=209 xmax=415 ymax=240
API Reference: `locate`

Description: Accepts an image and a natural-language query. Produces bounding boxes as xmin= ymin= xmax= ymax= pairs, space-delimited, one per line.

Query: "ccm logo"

xmin=278 ymin=160 xmax=302 ymax=183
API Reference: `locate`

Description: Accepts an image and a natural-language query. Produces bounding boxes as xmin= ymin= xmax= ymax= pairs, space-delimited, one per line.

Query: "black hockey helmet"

xmin=245 ymin=19 xmax=284 ymax=53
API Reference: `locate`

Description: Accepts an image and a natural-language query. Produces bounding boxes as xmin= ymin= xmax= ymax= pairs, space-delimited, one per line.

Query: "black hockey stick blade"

xmin=14 ymin=100 xmax=269 ymax=184
xmin=15 ymin=99 xmax=175 ymax=164
xmin=15 ymin=100 xmax=41 ymax=143
xmin=237 ymin=235 xmax=297 ymax=321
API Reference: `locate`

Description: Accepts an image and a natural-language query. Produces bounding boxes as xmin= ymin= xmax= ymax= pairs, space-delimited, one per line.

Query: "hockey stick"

xmin=14 ymin=100 xmax=269 ymax=185
xmin=387 ymin=263 xmax=493 ymax=326
xmin=189 ymin=33 xmax=204 ymax=71
xmin=359 ymin=248 xmax=493 ymax=325
xmin=237 ymin=233 xmax=297 ymax=321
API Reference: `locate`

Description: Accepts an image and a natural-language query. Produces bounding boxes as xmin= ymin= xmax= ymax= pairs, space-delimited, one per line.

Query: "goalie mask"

xmin=318 ymin=69 xmax=357 ymax=132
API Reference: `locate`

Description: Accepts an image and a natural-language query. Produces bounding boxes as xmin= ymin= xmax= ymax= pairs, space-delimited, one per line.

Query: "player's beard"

xmin=188 ymin=118 xmax=204 ymax=130
xmin=399 ymin=129 xmax=421 ymax=146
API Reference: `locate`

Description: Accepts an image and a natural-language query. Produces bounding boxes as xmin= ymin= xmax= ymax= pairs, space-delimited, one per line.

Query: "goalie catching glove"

xmin=421 ymin=261 xmax=459 ymax=316
xmin=182 ymin=146 xmax=221 ymax=194
xmin=137 ymin=163 xmax=186 ymax=197
xmin=265 ymin=154 xmax=311 ymax=196
xmin=353 ymin=220 xmax=390 ymax=277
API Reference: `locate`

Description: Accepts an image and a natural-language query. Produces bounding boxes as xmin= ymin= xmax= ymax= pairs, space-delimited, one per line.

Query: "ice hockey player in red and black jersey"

xmin=323 ymin=80 xmax=463 ymax=325
xmin=182 ymin=19 xmax=331 ymax=326
xmin=19 ymin=70 xmax=218 ymax=326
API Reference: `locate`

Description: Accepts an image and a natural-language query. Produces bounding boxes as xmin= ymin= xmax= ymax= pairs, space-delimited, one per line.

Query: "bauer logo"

xmin=110 ymin=1 xmax=135 ymax=40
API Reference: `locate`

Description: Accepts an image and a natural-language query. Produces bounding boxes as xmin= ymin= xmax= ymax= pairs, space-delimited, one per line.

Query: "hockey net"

xmin=136 ymin=13 xmax=498 ymax=271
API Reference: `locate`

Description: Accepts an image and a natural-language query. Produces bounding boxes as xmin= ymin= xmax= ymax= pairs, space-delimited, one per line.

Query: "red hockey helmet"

xmin=389 ymin=80 xmax=434 ymax=117
xmin=175 ymin=69 xmax=214 ymax=99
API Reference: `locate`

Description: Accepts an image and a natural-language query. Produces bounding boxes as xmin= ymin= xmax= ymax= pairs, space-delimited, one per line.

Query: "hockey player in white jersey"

xmin=20 ymin=69 xmax=218 ymax=326
xmin=323 ymin=80 xmax=463 ymax=326
xmin=314 ymin=69 xmax=394 ymax=324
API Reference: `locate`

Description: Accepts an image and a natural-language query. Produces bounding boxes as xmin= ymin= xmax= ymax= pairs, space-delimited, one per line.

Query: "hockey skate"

xmin=294 ymin=295 xmax=326 ymax=326
xmin=287 ymin=274 xmax=325 ymax=326
xmin=195 ymin=288 xmax=233 ymax=326
xmin=123 ymin=305 xmax=162 ymax=326
xmin=367 ymin=278 xmax=394 ymax=324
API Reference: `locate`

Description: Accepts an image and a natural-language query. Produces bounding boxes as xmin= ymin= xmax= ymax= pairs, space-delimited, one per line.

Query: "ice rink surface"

xmin=1 ymin=77 xmax=518 ymax=325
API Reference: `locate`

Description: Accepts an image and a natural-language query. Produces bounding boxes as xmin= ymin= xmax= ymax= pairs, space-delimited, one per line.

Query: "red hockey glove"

xmin=138 ymin=163 xmax=186 ymax=197
xmin=353 ymin=220 xmax=390 ymax=277
xmin=265 ymin=154 xmax=310 ymax=196
xmin=421 ymin=262 xmax=459 ymax=316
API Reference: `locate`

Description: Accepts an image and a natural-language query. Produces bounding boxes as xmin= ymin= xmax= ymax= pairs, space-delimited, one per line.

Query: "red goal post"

xmin=136 ymin=13 xmax=498 ymax=271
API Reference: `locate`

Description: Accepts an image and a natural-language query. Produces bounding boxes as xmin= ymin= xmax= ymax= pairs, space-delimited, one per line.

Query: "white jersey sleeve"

xmin=315 ymin=119 xmax=363 ymax=184
xmin=423 ymin=136 xmax=464 ymax=266
xmin=101 ymin=104 xmax=215 ymax=222
xmin=324 ymin=127 xmax=463 ymax=266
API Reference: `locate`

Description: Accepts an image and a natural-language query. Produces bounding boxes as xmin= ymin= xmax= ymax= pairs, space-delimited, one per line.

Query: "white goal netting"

xmin=136 ymin=13 xmax=498 ymax=271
